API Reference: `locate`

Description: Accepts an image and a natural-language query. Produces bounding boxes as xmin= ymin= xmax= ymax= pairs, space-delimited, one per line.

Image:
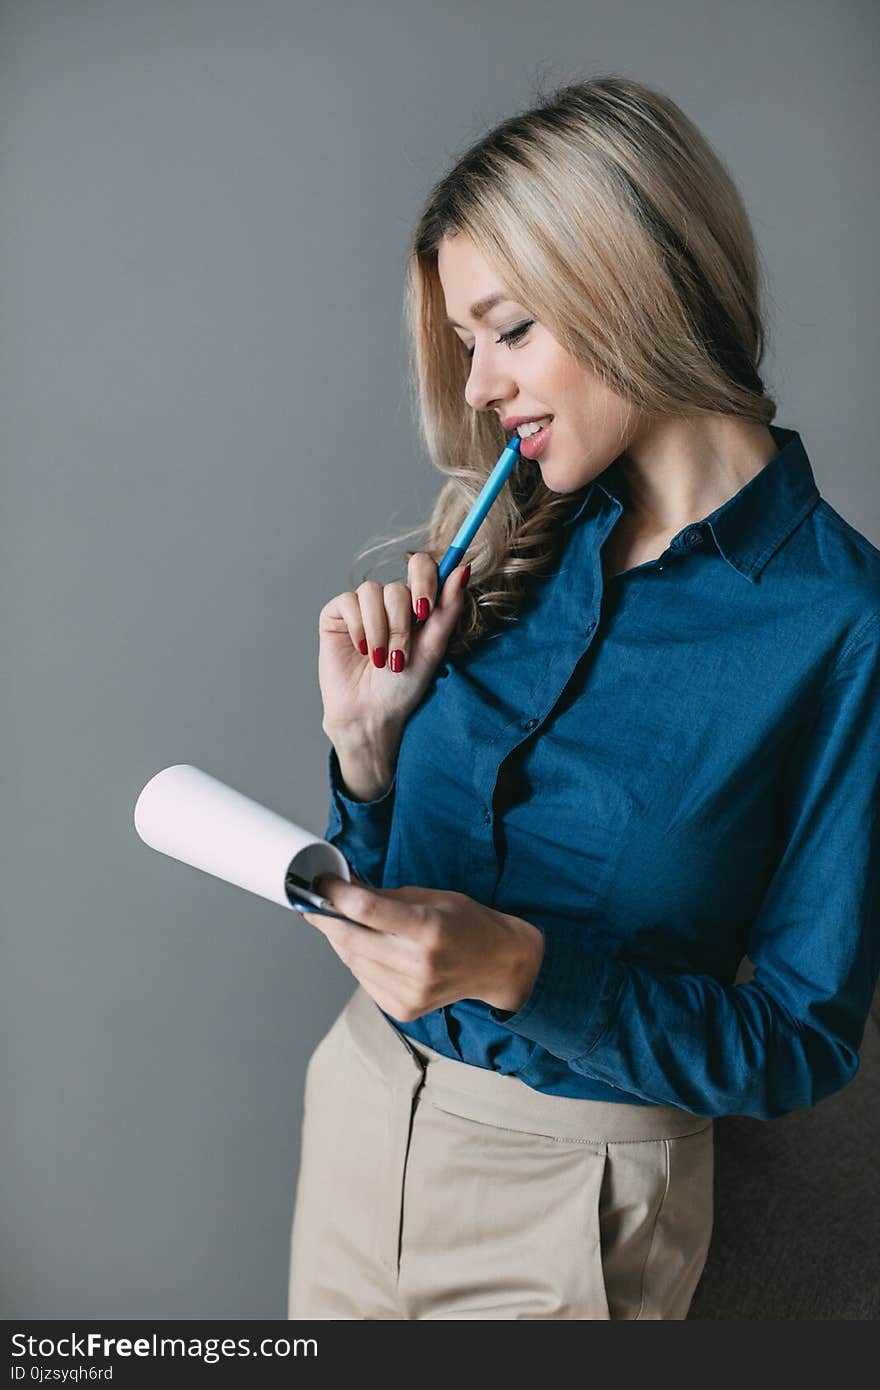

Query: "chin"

xmin=537 ymin=461 xmax=586 ymax=493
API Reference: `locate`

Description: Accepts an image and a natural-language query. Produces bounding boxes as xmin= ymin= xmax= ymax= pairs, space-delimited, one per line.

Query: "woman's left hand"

xmin=301 ymin=875 xmax=545 ymax=1022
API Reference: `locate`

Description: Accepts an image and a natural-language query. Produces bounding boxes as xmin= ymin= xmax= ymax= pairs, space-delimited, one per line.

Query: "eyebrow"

xmin=445 ymin=293 xmax=513 ymax=328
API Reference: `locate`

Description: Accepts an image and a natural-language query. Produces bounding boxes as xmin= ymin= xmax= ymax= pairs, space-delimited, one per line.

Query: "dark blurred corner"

xmin=688 ymin=961 xmax=880 ymax=1319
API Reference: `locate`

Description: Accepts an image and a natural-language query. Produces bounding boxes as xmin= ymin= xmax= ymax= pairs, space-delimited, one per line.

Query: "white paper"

xmin=133 ymin=764 xmax=351 ymax=914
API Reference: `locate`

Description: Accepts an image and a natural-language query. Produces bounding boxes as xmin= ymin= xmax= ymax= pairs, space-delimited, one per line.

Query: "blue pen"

xmin=435 ymin=433 xmax=522 ymax=592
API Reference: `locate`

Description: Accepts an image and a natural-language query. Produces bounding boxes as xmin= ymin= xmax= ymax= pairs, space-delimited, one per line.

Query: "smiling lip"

xmin=500 ymin=413 xmax=554 ymax=431
xmin=518 ymin=420 xmax=553 ymax=460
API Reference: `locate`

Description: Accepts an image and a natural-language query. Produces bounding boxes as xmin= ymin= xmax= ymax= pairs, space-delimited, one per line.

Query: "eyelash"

xmin=464 ymin=320 xmax=533 ymax=360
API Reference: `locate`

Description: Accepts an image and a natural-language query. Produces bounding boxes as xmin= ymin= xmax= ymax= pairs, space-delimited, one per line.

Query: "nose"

xmin=463 ymin=346 xmax=516 ymax=415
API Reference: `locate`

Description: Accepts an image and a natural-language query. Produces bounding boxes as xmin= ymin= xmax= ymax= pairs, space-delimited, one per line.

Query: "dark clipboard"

xmin=284 ymin=869 xmax=365 ymax=927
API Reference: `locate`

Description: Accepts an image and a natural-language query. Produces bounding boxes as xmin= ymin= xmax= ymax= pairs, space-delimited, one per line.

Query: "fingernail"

xmin=460 ymin=563 xmax=471 ymax=589
xmin=390 ymin=648 xmax=405 ymax=673
xmin=358 ymin=637 xmax=368 ymax=656
xmin=371 ymin=646 xmax=387 ymax=668
xmin=416 ymin=597 xmax=430 ymax=623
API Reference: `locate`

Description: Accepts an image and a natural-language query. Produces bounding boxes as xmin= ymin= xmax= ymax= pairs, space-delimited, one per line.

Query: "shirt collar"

xmin=562 ymin=424 xmax=820 ymax=584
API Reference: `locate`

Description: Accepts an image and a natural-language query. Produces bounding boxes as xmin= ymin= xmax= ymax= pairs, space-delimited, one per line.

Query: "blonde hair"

xmin=354 ymin=72 xmax=777 ymax=658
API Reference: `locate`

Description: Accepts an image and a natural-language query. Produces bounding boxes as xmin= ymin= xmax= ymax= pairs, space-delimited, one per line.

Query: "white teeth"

xmin=516 ymin=416 xmax=552 ymax=438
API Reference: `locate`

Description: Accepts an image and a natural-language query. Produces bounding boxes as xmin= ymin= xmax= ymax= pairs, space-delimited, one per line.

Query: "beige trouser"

xmin=287 ymin=984 xmax=714 ymax=1320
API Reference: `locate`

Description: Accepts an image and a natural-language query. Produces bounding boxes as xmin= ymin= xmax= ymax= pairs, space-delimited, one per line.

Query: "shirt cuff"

xmin=325 ymin=742 xmax=397 ymax=884
xmin=488 ymin=926 xmax=624 ymax=1060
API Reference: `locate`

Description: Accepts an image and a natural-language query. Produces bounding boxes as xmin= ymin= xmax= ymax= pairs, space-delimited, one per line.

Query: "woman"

xmin=287 ymin=74 xmax=880 ymax=1320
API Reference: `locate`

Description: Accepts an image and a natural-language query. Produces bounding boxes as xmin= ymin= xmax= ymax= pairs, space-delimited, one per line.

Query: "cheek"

xmin=552 ymin=356 xmax=599 ymax=407
xmin=581 ymin=378 xmax=631 ymax=426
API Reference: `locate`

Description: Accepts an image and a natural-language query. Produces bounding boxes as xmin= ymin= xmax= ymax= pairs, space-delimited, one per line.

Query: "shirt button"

xmin=586 ymin=619 xmax=596 ymax=634
xmin=682 ymin=526 xmax=702 ymax=548
xmin=524 ymin=717 xmax=539 ymax=731
xmin=482 ymin=807 xmax=492 ymax=825
xmin=656 ymin=563 xmax=665 ymax=572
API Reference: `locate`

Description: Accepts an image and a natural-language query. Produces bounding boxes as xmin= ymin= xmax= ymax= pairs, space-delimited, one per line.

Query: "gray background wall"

xmin=2 ymin=0 xmax=877 ymax=1318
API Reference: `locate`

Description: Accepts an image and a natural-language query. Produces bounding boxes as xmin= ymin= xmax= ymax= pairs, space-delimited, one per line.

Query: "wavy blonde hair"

xmin=353 ymin=72 xmax=777 ymax=658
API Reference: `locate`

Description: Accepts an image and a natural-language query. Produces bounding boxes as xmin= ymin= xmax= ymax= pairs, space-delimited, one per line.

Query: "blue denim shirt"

xmin=323 ymin=424 xmax=880 ymax=1119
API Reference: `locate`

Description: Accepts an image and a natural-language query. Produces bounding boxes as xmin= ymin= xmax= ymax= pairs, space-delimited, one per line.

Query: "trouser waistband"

xmin=341 ymin=985 xmax=713 ymax=1143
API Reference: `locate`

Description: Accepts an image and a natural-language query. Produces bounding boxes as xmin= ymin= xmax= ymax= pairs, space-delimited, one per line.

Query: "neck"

xmin=617 ymin=414 xmax=779 ymax=537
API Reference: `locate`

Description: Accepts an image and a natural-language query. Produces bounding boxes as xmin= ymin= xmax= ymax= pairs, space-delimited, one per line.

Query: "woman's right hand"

xmin=318 ymin=554 xmax=471 ymax=743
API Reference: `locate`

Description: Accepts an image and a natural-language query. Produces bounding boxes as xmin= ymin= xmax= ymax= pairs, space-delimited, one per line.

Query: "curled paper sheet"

xmin=133 ymin=764 xmax=357 ymax=921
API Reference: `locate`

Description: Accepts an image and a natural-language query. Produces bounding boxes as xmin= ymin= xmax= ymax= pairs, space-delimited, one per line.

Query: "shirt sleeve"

xmin=489 ymin=609 xmax=880 ymax=1120
xmin=322 ymin=742 xmax=398 ymax=889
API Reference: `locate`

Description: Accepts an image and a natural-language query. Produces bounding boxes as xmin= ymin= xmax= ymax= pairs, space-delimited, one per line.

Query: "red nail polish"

xmin=358 ymin=637 xmax=368 ymax=656
xmin=372 ymin=646 xmax=387 ymax=668
xmin=416 ymin=597 xmax=430 ymax=623
xmin=390 ymin=648 xmax=405 ymax=673
xmin=460 ymin=563 xmax=471 ymax=589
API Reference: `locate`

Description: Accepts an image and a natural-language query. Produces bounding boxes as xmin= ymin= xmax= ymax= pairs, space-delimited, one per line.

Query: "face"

xmin=437 ymin=231 xmax=646 ymax=492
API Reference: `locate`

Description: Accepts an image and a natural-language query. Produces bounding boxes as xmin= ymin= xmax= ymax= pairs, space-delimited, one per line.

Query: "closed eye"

xmin=465 ymin=320 xmax=533 ymax=361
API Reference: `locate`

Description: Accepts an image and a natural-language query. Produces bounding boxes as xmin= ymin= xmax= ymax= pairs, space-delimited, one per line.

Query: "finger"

xmin=346 ymin=956 xmax=420 ymax=1006
xmin=302 ymin=903 xmax=416 ymax=986
xmin=319 ymin=592 xmax=366 ymax=658
xmin=437 ymin=559 xmax=471 ymax=610
xmin=407 ymin=550 xmax=440 ymax=625
xmin=316 ymin=876 xmax=432 ymax=938
xmin=356 ymin=579 xmax=390 ymax=668
xmin=299 ymin=910 xmax=326 ymax=932
xmin=383 ymin=580 xmax=414 ymax=675
xmin=320 ymin=916 xmax=415 ymax=973
xmin=330 ymin=590 xmax=371 ymax=658
xmin=411 ymin=560 xmax=471 ymax=666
